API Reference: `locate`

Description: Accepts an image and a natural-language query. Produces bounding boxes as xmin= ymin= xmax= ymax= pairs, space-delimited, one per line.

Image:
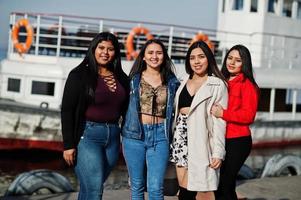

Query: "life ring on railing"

xmin=126 ymin=26 xmax=153 ymax=60
xmin=11 ymin=18 xmax=34 ymax=54
xmin=190 ymin=33 xmax=214 ymax=51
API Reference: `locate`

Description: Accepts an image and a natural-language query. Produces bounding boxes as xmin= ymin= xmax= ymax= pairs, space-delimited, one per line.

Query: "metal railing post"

xmin=292 ymin=89 xmax=297 ymax=120
xmin=168 ymin=26 xmax=174 ymax=56
xmin=222 ymin=47 xmax=227 ymax=62
xmin=269 ymin=88 xmax=276 ymax=120
xmin=35 ymin=15 xmax=41 ymax=55
xmin=56 ymin=16 xmax=63 ymax=58
xmin=133 ymin=23 xmax=141 ymax=52
xmin=99 ymin=20 xmax=103 ymax=33
xmin=8 ymin=14 xmax=16 ymax=55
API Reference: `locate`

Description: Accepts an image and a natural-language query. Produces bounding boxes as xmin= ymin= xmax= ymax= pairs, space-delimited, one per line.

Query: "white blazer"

xmin=173 ymin=75 xmax=228 ymax=191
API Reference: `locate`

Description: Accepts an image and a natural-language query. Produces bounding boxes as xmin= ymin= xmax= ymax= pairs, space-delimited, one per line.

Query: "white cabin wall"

xmin=217 ymin=0 xmax=266 ymax=68
xmin=262 ymin=5 xmax=301 ymax=69
xmin=217 ymin=0 xmax=301 ymax=69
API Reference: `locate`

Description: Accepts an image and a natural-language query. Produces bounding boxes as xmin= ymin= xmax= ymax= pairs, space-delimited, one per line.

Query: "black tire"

xmin=5 ymin=169 xmax=74 ymax=196
xmin=261 ymin=154 xmax=301 ymax=178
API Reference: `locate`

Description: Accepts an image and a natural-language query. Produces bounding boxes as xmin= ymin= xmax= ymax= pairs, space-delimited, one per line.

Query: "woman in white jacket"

xmin=170 ymin=41 xmax=228 ymax=200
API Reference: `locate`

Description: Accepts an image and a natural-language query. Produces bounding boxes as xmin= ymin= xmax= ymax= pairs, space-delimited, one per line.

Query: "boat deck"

xmin=0 ymin=175 xmax=300 ymax=200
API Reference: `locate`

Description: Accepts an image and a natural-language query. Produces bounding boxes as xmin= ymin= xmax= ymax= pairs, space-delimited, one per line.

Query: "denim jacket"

xmin=122 ymin=73 xmax=180 ymax=143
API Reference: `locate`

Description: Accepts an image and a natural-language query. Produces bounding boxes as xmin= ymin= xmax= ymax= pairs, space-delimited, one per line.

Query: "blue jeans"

xmin=75 ymin=121 xmax=120 ymax=200
xmin=122 ymin=123 xmax=169 ymax=200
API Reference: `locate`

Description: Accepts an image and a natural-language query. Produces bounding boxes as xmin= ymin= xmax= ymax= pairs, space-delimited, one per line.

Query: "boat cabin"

xmin=1 ymin=7 xmax=301 ymax=121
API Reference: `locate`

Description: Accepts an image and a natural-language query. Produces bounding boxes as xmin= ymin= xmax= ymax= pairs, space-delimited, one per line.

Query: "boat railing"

xmin=3 ymin=12 xmax=301 ymax=120
xmin=7 ymin=12 xmax=301 ymax=69
xmin=8 ymin=12 xmax=218 ymax=62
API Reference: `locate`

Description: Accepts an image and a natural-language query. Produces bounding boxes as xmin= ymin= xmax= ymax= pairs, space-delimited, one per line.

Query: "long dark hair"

xmin=221 ymin=44 xmax=259 ymax=89
xmin=185 ymin=41 xmax=226 ymax=83
xmin=129 ymin=39 xmax=175 ymax=85
xmin=75 ymin=32 xmax=128 ymax=103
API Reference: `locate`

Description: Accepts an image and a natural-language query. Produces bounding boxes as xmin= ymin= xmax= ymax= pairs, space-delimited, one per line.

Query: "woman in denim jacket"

xmin=122 ymin=39 xmax=179 ymax=200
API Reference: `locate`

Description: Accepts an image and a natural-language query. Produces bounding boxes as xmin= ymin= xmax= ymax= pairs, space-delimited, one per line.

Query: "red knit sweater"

xmin=222 ymin=73 xmax=258 ymax=139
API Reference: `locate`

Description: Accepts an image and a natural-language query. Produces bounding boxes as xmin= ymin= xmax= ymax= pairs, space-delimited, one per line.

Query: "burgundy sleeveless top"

xmin=85 ymin=75 xmax=126 ymax=123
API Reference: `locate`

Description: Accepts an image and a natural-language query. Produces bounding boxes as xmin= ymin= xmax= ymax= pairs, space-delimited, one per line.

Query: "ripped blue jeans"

xmin=122 ymin=123 xmax=169 ymax=200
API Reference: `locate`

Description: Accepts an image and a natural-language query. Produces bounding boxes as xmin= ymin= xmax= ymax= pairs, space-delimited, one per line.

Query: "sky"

xmin=0 ymin=0 xmax=218 ymax=56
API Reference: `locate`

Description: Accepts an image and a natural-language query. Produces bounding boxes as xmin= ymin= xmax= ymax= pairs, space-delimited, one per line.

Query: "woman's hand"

xmin=211 ymin=103 xmax=224 ymax=118
xmin=63 ymin=148 xmax=76 ymax=166
xmin=209 ymin=158 xmax=222 ymax=169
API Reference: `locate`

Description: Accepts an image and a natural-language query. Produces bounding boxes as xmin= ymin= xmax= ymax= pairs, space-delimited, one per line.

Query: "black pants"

xmin=215 ymin=136 xmax=252 ymax=200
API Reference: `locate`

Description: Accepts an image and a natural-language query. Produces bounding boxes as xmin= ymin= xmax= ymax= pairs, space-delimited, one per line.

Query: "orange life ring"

xmin=126 ymin=26 xmax=153 ymax=60
xmin=11 ymin=18 xmax=34 ymax=54
xmin=190 ymin=33 xmax=214 ymax=51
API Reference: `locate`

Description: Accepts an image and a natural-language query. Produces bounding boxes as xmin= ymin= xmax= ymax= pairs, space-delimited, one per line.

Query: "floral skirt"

xmin=170 ymin=113 xmax=188 ymax=167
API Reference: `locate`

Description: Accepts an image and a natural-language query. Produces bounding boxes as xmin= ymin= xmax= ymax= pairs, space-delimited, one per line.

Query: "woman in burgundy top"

xmin=211 ymin=45 xmax=259 ymax=200
xmin=61 ymin=32 xmax=129 ymax=200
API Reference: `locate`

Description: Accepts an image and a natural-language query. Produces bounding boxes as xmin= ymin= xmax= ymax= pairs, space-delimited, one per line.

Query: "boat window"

xmin=282 ymin=0 xmax=293 ymax=17
xmin=31 ymin=81 xmax=55 ymax=96
xmin=7 ymin=78 xmax=21 ymax=92
xmin=286 ymin=89 xmax=301 ymax=112
xmin=250 ymin=0 xmax=258 ymax=12
xmin=222 ymin=0 xmax=226 ymax=12
xmin=268 ymin=0 xmax=278 ymax=13
xmin=258 ymin=88 xmax=270 ymax=112
xmin=258 ymin=88 xmax=301 ymax=112
xmin=274 ymin=89 xmax=291 ymax=112
xmin=297 ymin=1 xmax=301 ymax=19
xmin=232 ymin=0 xmax=244 ymax=10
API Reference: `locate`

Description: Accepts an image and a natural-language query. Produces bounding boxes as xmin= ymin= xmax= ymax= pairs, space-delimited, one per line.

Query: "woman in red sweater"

xmin=211 ymin=44 xmax=259 ymax=200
